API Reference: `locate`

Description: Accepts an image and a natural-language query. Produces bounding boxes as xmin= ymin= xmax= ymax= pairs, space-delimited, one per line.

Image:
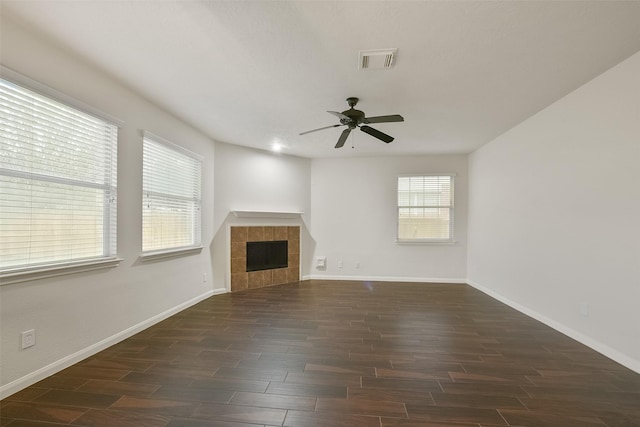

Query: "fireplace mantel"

xmin=231 ymin=210 xmax=303 ymax=219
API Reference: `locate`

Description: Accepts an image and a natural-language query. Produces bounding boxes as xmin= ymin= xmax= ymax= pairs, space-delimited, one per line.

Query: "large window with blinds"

xmin=0 ymin=77 xmax=118 ymax=272
xmin=397 ymin=175 xmax=454 ymax=242
xmin=142 ymin=134 xmax=202 ymax=255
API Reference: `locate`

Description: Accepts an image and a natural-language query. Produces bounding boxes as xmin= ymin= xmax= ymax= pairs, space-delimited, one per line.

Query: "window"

xmin=397 ymin=175 xmax=454 ymax=242
xmin=0 ymin=77 xmax=118 ymax=272
xmin=142 ymin=133 xmax=202 ymax=255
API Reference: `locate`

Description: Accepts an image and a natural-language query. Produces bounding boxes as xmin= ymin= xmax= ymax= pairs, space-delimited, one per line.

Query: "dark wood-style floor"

xmin=2 ymin=280 xmax=639 ymax=427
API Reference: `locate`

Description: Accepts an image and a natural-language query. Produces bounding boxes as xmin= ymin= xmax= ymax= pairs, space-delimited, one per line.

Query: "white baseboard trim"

xmin=302 ymin=274 xmax=466 ymax=284
xmin=466 ymin=279 xmax=640 ymax=374
xmin=0 ymin=289 xmax=220 ymax=399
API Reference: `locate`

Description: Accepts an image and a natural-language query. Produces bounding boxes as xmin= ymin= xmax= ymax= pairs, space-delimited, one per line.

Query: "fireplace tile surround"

xmin=230 ymin=226 xmax=300 ymax=292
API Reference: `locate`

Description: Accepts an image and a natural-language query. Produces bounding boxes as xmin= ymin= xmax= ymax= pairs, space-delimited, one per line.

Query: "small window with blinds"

xmin=0 ymin=77 xmax=118 ymax=272
xmin=397 ymin=175 xmax=454 ymax=242
xmin=142 ymin=134 xmax=202 ymax=255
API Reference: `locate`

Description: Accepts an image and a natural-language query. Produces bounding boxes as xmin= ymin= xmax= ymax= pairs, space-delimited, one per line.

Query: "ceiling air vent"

xmin=359 ymin=48 xmax=398 ymax=70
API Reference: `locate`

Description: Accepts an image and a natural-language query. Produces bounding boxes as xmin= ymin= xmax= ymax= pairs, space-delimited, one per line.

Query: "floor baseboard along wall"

xmin=0 ymin=289 xmax=223 ymax=399
xmin=466 ymin=280 xmax=640 ymax=375
xmin=302 ymin=275 xmax=467 ymax=284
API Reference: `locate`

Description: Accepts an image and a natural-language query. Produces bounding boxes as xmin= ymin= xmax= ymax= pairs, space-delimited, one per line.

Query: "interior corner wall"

xmin=467 ymin=51 xmax=640 ymax=372
xmin=211 ymin=142 xmax=311 ymax=291
xmin=0 ymin=17 xmax=217 ymax=396
xmin=309 ymin=155 xmax=468 ymax=282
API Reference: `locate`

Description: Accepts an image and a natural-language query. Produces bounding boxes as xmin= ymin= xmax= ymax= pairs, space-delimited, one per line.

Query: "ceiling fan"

xmin=300 ymin=97 xmax=404 ymax=148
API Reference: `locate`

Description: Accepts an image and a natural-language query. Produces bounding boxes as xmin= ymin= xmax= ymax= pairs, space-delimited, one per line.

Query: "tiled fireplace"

xmin=230 ymin=226 xmax=300 ymax=292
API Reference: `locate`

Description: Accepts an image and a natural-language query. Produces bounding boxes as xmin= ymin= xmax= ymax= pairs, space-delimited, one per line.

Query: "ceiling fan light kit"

xmin=300 ymin=97 xmax=404 ymax=149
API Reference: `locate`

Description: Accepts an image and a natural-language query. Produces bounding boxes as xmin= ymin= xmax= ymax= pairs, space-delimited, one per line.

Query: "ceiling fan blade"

xmin=362 ymin=114 xmax=404 ymax=124
xmin=335 ymin=128 xmax=352 ymax=148
xmin=300 ymin=124 xmax=342 ymax=135
xmin=327 ymin=110 xmax=351 ymax=121
xmin=360 ymin=125 xmax=394 ymax=143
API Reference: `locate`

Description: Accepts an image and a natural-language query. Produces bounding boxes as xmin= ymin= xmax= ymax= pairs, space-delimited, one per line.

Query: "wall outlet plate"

xmin=580 ymin=302 xmax=589 ymax=317
xmin=21 ymin=329 xmax=35 ymax=349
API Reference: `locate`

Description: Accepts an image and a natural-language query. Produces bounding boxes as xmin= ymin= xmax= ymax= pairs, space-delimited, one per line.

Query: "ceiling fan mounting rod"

xmin=346 ymin=97 xmax=359 ymax=108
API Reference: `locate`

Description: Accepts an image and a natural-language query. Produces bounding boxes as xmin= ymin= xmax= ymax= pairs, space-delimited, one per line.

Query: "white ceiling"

xmin=3 ymin=1 xmax=640 ymax=158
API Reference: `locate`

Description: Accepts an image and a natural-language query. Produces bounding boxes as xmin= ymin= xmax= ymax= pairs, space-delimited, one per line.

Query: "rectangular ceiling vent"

xmin=359 ymin=48 xmax=398 ymax=70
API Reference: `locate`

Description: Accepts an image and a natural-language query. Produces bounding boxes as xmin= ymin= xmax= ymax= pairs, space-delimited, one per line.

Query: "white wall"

xmin=309 ymin=155 xmax=467 ymax=282
xmin=212 ymin=142 xmax=312 ymax=290
xmin=468 ymin=51 xmax=640 ymax=372
xmin=3 ymin=8 xmax=638 ymax=401
xmin=0 ymin=17 xmax=217 ymax=396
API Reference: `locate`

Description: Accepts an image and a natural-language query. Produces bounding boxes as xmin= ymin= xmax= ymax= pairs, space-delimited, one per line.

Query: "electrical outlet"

xmin=355 ymin=262 xmax=360 ymax=269
xmin=580 ymin=302 xmax=589 ymax=317
xmin=21 ymin=329 xmax=35 ymax=349
xmin=338 ymin=260 xmax=343 ymax=268
xmin=203 ymin=273 xmax=207 ymax=283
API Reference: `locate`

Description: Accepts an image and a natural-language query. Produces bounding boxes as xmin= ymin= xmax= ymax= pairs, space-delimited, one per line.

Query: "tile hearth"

xmin=230 ymin=226 xmax=300 ymax=292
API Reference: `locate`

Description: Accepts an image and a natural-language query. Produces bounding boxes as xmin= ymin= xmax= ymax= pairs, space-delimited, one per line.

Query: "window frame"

xmin=0 ymin=68 xmax=122 ymax=284
xmin=396 ymin=173 xmax=455 ymax=244
xmin=140 ymin=131 xmax=203 ymax=259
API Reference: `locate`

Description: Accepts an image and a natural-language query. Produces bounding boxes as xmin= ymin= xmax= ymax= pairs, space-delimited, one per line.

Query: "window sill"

xmin=396 ymin=239 xmax=457 ymax=245
xmin=0 ymin=258 xmax=122 ymax=286
xmin=139 ymin=246 xmax=203 ymax=261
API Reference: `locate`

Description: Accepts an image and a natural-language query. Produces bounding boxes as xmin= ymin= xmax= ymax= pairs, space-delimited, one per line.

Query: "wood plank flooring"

xmin=2 ymin=280 xmax=639 ymax=426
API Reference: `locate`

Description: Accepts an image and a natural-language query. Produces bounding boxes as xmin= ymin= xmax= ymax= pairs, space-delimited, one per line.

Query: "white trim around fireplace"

xmin=231 ymin=210 xmax=303 ymax=219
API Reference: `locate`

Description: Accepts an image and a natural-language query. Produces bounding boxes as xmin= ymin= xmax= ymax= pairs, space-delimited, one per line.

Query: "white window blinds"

xmin=142 ymin=134 xmax=202 ymax=254
xmin=0 ymin=78 xmax=118 ymax=271
xmin=398 ymin=175 xmax=454 ymax=241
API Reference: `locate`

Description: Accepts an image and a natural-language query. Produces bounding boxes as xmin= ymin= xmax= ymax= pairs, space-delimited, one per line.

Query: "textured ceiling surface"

xmin=3 ymin=1 xmax=640 ymax=158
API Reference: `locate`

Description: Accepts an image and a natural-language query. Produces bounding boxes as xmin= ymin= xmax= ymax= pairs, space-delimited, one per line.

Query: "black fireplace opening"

xmin=246 ymin=240 xmax=288 ymax=272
